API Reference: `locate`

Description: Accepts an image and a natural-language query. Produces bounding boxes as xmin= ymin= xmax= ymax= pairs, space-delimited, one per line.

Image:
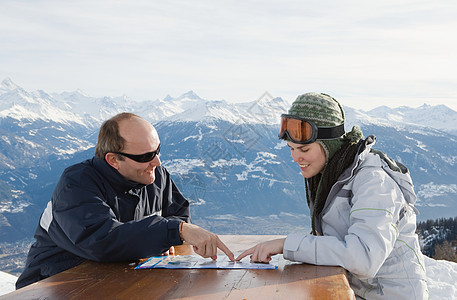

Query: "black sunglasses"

xmin=114 ymin=144 xmax=161 ymax=163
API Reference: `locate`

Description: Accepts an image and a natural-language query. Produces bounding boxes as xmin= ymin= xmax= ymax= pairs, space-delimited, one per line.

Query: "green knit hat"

xmin=287 ymin=92 xmax=346 ymax=161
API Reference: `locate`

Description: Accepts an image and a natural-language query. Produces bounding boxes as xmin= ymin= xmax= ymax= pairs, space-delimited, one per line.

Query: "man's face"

xmin=114 ymin=117 xmax=161 ymax=185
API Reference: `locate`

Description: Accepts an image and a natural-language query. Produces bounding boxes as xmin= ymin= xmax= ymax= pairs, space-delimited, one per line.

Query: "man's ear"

xmin=105 ymin=153 xmax=120 ymax=170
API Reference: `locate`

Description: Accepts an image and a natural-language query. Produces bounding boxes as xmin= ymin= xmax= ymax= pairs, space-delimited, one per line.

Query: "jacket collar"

xmin=336 ymin=135 xmax=376 ymax=184
xmin=92 ymin=156 xmax=145 ymax=193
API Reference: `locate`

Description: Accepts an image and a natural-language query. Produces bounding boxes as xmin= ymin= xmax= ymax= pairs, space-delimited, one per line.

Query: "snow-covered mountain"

xmin=1 ymin=77 xmax=457 ymax=277
xmin=366 ymin=104 xmax=457 ymax=136
xmin=3 ymin=76 xmax=457 ymax=131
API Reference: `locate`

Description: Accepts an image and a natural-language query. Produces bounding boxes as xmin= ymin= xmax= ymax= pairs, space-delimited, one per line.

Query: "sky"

xmin=1 ymin=0 xmax=457 ymax=111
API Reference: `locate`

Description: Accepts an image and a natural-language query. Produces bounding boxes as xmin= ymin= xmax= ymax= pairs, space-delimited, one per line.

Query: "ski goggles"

xmin=115 ymin=143 xmax=161 ymax=163
xmin=279 ymin=114 xmax=345 ymax=144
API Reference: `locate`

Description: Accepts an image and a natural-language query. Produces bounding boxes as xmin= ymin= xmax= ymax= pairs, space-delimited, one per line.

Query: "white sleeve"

xmin=283 ymin=167 xmax=402 ymax=278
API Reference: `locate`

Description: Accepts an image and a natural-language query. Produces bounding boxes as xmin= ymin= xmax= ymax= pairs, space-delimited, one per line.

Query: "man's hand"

xmin=180 ymin=222 xmax=234 ymax=261
xmin=235 ymin=238 xmax=286 ymax=263
xmin=161 ymin=246 xmax=175 ymax=256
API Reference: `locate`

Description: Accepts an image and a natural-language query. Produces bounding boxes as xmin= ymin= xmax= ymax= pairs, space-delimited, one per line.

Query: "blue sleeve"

xmin=156 ymin=166 xmax=191 ymax=223
xmin=47 ymin=168 xmax=189 ymax=262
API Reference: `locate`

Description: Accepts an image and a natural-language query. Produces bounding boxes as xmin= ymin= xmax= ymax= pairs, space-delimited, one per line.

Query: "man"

xmin=16 ymin=112 xmax=234 ymax=289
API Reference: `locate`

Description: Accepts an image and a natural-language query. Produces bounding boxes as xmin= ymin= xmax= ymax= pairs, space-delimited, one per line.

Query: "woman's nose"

xmin=291 ymin=151 xmax=302 ymax=162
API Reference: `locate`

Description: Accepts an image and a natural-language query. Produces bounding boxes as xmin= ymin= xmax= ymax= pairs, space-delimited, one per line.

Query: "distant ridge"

xmin=1 ymin=77 xmax=456 ymax=134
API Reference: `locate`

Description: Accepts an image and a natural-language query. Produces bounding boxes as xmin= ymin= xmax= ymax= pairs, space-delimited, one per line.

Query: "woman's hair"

xmin=306 ymin=138 xmax=364 ymax=235
xmin=94 ymin=112 xmax=140 ymax=159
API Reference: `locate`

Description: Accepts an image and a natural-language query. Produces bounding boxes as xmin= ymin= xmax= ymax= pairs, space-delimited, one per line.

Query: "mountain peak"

xmin=75 ymin=88 xmax=89 ymax=97
xmin=417 ymin=103 xmax=456 ymax=114
xmin=163 ymin=94 xmax=174 ymax=101
xmin=178 ymin=90 xmax=203 ymax=101
xmin=1 ymin=77 xmax=19 ymax=90
xmin=366 ymin=105 xmax=397 ymax=115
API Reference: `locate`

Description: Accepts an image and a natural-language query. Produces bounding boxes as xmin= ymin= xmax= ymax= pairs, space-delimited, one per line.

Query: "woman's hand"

xmin=235 ymin=238 xmax=286 ymax=263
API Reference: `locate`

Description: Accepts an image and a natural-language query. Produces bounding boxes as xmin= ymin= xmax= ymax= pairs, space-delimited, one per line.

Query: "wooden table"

xmin=2 ymin=235 xmax=355 ymax=299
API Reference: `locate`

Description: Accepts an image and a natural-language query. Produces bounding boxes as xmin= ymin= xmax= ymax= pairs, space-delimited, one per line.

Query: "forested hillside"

xmin=417 ymin=216 xmax=457 ymax=262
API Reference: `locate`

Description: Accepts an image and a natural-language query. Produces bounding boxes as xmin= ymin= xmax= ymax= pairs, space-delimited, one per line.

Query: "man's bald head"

xmin=95 ymin=113 xmax=158 ymax=160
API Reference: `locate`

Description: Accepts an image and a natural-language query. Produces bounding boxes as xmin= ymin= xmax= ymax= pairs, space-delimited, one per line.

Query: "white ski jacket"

xmin=283 ymin=136 xmax=428 ymax=299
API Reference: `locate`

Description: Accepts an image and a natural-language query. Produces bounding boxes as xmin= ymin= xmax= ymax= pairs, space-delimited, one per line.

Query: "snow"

xmin=417 ymin=182 xmax=457 ymax=199
xmin=0 ymin=271 xmax=17 ymax=296
xmin=2 ymin=78 xmax=457 ymax=135
xmin=162 ymin=159 xmax=205 ymax=175
xmin=424 ymin=257 xmax=457 ymax=299
xmin=1 ymin=258 xmax=457 ymax=298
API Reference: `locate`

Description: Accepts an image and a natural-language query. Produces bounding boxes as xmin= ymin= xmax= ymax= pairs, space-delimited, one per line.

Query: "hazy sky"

xmin=1 ymin=0 xmax=457 ymax=111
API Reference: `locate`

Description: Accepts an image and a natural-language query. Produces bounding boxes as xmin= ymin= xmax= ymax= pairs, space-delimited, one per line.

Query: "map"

xmin=135 ymin=254 xmax=279 ymax=270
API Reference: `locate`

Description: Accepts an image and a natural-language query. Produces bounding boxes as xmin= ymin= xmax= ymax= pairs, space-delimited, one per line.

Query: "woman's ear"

xmin=105 ymin=153 xmax=120 ymax=170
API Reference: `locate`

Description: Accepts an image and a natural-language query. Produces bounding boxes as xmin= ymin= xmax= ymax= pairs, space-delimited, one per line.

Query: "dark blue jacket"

xmin=16 ymin=157 xmax=190 ymax=289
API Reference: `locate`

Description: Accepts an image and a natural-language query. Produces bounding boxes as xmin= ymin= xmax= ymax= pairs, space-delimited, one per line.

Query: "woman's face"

xmin=287 ymin=141 xmax=327 ymax=178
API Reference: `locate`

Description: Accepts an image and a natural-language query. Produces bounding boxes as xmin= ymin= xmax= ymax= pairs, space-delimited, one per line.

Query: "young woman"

xmin=237 ymin=93 xmax=428 ymax=299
